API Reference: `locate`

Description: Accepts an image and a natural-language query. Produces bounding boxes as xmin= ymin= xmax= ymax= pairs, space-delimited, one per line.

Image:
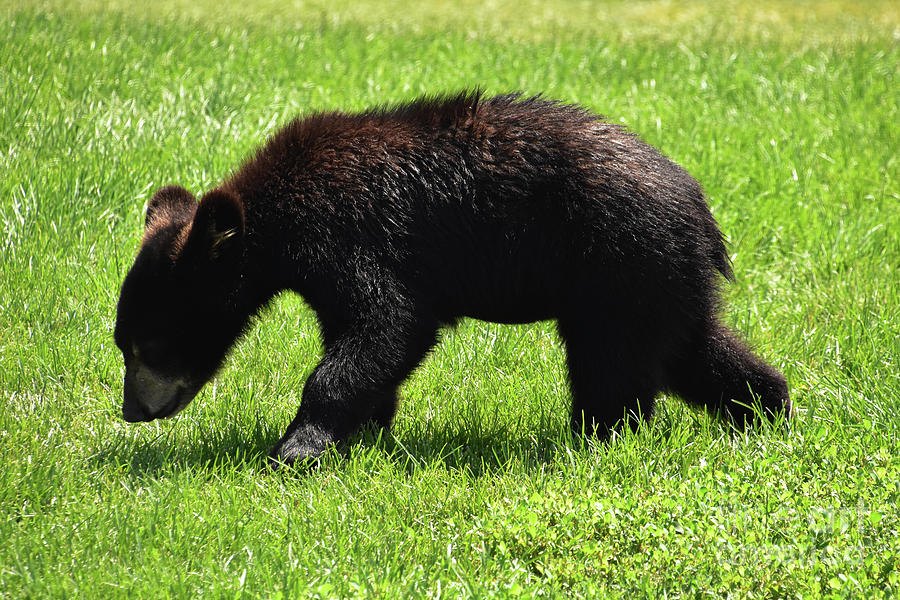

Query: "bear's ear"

xmin=184 ymin=189 xmax=246 ymax=263
xmin=146 ymin=185 xmax=197 ymax=229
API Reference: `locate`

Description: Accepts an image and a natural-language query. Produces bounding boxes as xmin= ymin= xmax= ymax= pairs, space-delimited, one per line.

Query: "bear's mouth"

xmin=122 ymin=363 xmax=198 ymax=422
xmin=151 ymin=390 xmax=189 ymax=419
xmin=122 ymin=386 xmax=193 ymax=422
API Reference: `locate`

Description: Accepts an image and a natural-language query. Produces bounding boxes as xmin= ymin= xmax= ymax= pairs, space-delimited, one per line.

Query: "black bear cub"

xmin=114 ymin=91 xmax=790 ymax=465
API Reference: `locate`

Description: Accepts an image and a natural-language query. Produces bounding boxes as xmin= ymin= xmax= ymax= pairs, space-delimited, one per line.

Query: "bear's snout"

xmin=122 ymin=394 xmax=151 ymax=422
xmin=122 ymin=361 xmax=194 ymax=422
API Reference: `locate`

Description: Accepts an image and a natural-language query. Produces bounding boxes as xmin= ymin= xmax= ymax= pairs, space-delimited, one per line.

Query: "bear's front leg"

xmin=268 ymin=314 xmax=439 ymax=467
xmin=268 ymin=369 xmax=393 ymax=466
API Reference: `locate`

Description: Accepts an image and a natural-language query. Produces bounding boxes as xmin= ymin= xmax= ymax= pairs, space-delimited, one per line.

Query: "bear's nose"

xmin=122 ymin=399 xmax=150 ymax=422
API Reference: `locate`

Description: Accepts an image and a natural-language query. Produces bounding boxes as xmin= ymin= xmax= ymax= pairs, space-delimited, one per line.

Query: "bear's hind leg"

xmin=558 ymin=319 xmax=662 ymax=439
xmin=668 ymin=320 xmax=791 ymax=426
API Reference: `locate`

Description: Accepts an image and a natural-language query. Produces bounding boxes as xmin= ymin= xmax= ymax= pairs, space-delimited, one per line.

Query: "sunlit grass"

xmin=15 ymin=0 xmax=900 ymax=43
xmin=1 ymin=1 xmax=898 ymax=597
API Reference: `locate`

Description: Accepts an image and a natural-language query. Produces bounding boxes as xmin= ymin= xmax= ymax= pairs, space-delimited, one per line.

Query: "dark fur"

xmin=114 ymin=91 xmax=790 ymax=465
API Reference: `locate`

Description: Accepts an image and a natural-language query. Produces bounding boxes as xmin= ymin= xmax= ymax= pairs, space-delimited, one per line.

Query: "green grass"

xmin=1 ymin=1 xmax=899 ymax=597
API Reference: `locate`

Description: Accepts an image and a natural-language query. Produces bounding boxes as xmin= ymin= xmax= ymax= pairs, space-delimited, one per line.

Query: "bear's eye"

xmin=134 ymin=340 xmax=169 ymax=368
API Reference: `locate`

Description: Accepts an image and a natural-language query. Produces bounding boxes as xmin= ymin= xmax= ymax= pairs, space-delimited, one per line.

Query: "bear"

xmin=113 ymin=91 xmax=791 ymax=466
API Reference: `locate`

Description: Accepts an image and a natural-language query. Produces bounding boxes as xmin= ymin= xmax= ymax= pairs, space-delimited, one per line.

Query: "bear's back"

xmin=223 ymin=92 xmax=729 ymax=323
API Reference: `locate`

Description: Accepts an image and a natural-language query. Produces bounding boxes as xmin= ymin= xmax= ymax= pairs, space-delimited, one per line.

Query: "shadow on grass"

xmin=91 ymin=400 xmax=777 ymax=479
xmin=90 ymin=416 xmax=280 ymax=479
xmin=366 ymin=423 xmax=580 ymax=476
xmin=91 ymin=416 xmax=587 ymax=479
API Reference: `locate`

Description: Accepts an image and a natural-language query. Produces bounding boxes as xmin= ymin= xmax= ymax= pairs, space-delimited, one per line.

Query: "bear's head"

xmin=114 ymin=185 xmax=246 ymax=422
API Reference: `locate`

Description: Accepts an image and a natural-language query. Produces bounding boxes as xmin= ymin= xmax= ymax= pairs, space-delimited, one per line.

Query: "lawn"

xmin=1 ymin=0 xmax=898 ymax=597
